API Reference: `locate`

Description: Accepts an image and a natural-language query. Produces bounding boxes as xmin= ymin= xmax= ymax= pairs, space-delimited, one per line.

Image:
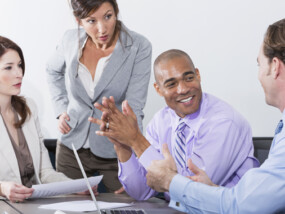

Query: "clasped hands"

xmin=88 ymin=96 xmax=142 ymax=162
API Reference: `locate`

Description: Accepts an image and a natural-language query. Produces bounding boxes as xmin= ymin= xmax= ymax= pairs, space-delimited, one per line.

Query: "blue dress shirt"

xmin=169 ymin=110 xmax=285 ymax=213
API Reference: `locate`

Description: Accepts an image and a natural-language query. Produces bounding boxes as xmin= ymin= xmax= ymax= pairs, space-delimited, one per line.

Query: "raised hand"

xmin=187 ymin=159 xmax=217 ymax=187
xmin=146 ymin=144 xmax=177 ymax=192
xmin=89 ymin=96 xmax=140 ymax=148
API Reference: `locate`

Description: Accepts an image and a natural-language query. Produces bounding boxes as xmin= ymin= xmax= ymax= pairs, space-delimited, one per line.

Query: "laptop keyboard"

xmin=102 ymin=209 xmax=145 ymax=214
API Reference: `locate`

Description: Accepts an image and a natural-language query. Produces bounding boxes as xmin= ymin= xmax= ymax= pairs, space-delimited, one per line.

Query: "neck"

xmin=0 ymin=95 xmax=12 ymax=114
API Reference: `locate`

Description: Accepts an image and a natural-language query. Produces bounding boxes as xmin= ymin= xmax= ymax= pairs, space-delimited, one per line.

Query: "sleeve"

xmin=118 ymin=152 xmax=158 ymax=201
xmin=46 ymin=31 xmax=69 ymax=118
xmin=118 ymin=117 xmax=165 ymax=201
xmin=169 ymin=145 xmax=285 ymax=214
xmin=124 ymin=37 xmax=152 ymax=132
xmin=192 ymin=117 xmax=259 ymax=187
xmin=30 ymin=100 xmax=71 ymax=183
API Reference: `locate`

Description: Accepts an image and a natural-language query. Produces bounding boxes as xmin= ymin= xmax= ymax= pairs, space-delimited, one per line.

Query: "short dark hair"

xmin=263 ymin=18 xmax=285 ymax=64
xmin=153 ymin=49 xmax=195 ymax=82
xmin=0 ymin=36 xmax=30 ymax=128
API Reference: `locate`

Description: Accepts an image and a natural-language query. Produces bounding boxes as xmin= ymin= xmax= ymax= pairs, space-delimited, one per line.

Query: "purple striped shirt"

xmin=118 ymin=93 xmax=259 ymax=201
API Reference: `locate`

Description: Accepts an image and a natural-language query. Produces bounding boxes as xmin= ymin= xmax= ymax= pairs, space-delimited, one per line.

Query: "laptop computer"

xmin=71 ymin=144 xmax=147 ymax=214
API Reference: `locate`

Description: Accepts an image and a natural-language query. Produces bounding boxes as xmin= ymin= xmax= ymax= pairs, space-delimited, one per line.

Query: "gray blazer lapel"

xmin=92 ymin=28 xmax=133 ymax=102
xmin=69 ymin=32 xmax=93 ymax=108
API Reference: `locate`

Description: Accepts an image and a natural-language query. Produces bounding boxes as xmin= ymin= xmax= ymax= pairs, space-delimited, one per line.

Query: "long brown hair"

xmin=263 ymin=18 xmax=285 ymax=64
xmin=0 ymin=36 xmax=31 ymax=128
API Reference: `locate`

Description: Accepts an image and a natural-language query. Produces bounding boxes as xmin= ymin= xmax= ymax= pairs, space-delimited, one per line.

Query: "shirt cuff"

xmin=139 ymin=145 xmax=164 ymax=168
xmin=169 ymin=174 xmax=192 ymax=212
xmin=118 ymin=152 xmax=138 ymax=178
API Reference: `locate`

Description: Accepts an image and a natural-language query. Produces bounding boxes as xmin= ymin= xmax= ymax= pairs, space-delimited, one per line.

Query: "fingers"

xmin=114 ymin=186 xmax=125 ymax=194
xmin=7 ymin=185 xmax=33 ymax=202
xmin=187 ymin=159 xmax=200 ymax=175
xmin=88 ymin=117 xmax=103 ymax=126
xmin=103 ymin=96 xmax=120 ymax=115
xmin=59 ymin=113 xmax=71 ymax=134
xmin=94 ymin=101 xmax=110 ymax=114
xmin=95 ymin=130 xmax=115 ymax=140
xmin=161 ymin=144 xmax=172 ymax=159
xmin=122 ymin=100 xmax=135 ymax=118
xmin=92 ymin=185 xmax=99 ymax=196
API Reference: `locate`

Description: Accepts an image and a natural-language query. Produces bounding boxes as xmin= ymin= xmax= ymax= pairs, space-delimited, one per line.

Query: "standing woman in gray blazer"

xmin=46 ymin=0 xmax=152 ymax=193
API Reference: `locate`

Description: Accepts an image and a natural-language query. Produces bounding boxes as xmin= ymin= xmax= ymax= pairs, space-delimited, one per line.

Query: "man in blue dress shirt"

xmin=146 ymin=18 xmax=285 ymax=213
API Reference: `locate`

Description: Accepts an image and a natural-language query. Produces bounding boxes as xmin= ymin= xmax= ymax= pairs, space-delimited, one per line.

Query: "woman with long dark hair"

xmin=0 ymin=36 xmax=71 ymax=202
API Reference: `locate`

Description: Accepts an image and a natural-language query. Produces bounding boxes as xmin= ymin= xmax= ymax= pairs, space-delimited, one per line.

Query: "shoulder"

xmin=202 ymin=93 xmax=250 ymax=127
xmin=24 ymin=97 xmax=38 ymax=118
xmin=61 ymin=28 xmax=78 ymax=41
xmin=147 ymin=106 xmax=173 ymax=128
xmin=121 ymin=24 xmax=152 ymax=50
xmin=60 ymin=28 xmax=86 ymax=47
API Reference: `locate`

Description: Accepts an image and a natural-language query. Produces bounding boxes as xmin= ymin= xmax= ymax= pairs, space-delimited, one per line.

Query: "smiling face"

xmin=154 ymin=55 xmax=202 ymax=118
xmin=0 ymin=49 xmax=23 ymax=97
xmin=79 ymin=2 xmax=117 ymax=48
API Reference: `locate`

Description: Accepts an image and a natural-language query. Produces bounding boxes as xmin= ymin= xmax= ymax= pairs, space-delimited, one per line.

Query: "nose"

xmin=177 ymin=81 xmax=189 ymax=94
xmin=15 ymin=67 xmax=23 ymax=78
xmin=97 ymin=21 xmax=106 ymax=34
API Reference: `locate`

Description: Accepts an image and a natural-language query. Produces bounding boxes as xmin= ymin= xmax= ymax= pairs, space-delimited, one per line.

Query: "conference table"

xmin=0 ymin=193 xmax=184 ymax=214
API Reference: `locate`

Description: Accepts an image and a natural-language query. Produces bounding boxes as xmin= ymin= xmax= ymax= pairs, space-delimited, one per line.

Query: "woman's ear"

xmin=76 ymin=18 xmax=82 ymax=26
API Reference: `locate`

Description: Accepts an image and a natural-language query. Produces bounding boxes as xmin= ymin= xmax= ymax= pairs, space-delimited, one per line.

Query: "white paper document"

xmin=30 ymin=176 xmax=103 ymax=198
xmin=39 ymin=200 xmax=132 ymax=212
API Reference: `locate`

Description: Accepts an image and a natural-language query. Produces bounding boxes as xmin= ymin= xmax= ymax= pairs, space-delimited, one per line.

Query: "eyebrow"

xmin=88 ymin=10 xmax=113 ymax=19
xmin=183 ymin=71 xmax=195 ymax=77
xmin=163 ymin=70 xmax=195 ymax=86
xmin=163 ymin=78 xmax=176 ymax=86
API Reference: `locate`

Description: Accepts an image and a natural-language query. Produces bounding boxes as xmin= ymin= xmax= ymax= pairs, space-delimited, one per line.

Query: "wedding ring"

xmin=106 ymin=122 xmax=110 ymax=129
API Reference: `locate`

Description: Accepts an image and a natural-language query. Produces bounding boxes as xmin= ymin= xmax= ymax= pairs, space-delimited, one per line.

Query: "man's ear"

xmin=154 ymin=82 xmax=163 ymax=97
xmin=271 ymin=57 xmax=281 ymax=79
xmin=195 ymin=68 xmax=201 ymax=82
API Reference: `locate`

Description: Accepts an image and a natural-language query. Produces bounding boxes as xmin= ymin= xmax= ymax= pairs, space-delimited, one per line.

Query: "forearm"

xmin=169 ymin=174 xmax=223 ymax=213
xmin=131 ymin=133 xmax=150 ymax=158
xmin=114 ymin=144 xmax=132 ymax=163
xmin=119 ymin=153 xmax=158 ymax=200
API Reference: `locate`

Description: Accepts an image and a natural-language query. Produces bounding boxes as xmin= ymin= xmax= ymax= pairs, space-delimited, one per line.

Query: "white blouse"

xmin=77 ymin=37 xmax=112 ymax=148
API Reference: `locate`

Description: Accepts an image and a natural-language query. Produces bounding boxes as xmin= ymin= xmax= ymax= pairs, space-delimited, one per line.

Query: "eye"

xmin=4 ymin=66 xmax=12 ymax=70
xmin=105 ymin=13 xmax=112 ymax=20
xmin=87 ymin=19 xmax=96 ymax=24
xmin=185 ymin=75 xmax=194 ymax=81
xmin=165 ymin=82 xmax=176 ymax=88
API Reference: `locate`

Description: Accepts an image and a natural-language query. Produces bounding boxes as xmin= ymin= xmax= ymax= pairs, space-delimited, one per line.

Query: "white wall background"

xmin=0 ymin=0 xmax=284 ymax=138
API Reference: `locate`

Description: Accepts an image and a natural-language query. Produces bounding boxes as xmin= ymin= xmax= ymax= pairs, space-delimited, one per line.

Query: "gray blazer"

xmin=46 ymin=24 xmax=152 ymax=158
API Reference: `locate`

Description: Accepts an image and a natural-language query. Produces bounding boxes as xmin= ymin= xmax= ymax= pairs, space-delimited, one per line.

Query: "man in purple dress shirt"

xmin=90 ymin=49 xmax=259 ymax=201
